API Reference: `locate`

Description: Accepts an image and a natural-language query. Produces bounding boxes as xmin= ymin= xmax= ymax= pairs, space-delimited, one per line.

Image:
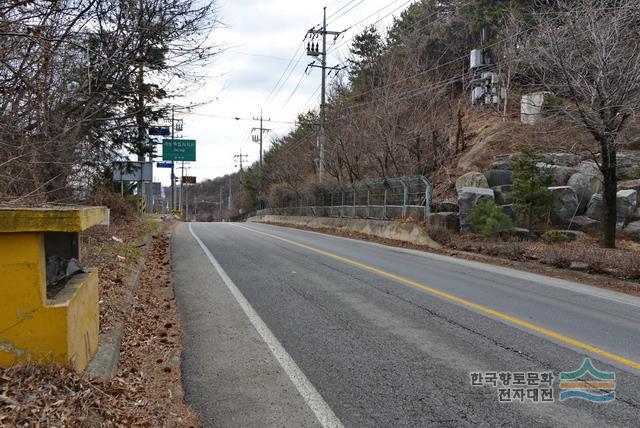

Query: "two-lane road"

xmin=172 ymin=222 xmax=640 ymax=427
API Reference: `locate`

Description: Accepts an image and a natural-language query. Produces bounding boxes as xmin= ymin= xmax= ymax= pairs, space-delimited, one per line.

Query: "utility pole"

xmin=234 ymin=149 xmax=248 ymax=172
xmin=252 ymin=108 xmax=271 ymax=167
xmin=170 ymin=105 xmax=176 ymax=210
xmin=227 ymin=174 xmax=232 ymax=210
xmin=219 ymin=186 xmax=223 ymax=221
xmin=306 ymin=7 xmax=344 ymax=183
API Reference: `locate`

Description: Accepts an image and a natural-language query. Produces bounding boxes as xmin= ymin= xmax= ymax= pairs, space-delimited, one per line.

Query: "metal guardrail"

xmin=256 ymin=176 xmax=432 ymax=222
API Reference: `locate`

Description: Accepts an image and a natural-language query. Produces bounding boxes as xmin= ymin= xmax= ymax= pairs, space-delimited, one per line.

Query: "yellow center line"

xmin=236 ymin=224 xmax=640 ymax=371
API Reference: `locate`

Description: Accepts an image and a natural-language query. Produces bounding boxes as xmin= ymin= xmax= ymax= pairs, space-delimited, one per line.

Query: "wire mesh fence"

xmin=256 ymin=176 xmax=433 ymax=222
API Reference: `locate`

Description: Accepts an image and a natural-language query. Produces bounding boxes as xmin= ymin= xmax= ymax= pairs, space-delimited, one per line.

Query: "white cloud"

xmin=148 ymin=0 xmax=403 ymax=185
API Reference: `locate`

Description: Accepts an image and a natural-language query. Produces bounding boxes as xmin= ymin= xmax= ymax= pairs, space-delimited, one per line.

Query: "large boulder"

xmin=490 ymin=154 xmax=517 ymax=171
xmin=543 ymin=153 xmax=584 ymax=167
xmin=569 ymin=215 xmax=600 ymax=233
xmin=455 ymin=172 xmax=489 ymax=191
xmin=499 ymin=204 xmax=517 ymax=222
xmin=537 ymin=162 xmax=576 ymax=186
xmin=586 ymin=194 xmax=604 ymax=221
xmin=576 ymin=160 xmax=602 ymax=177
xmin=585 ymin=190 xmax=638 ymax=225
xmin=492 ymin=184 xmax=512 ymax=205
xmin=434 ymin=201 xmax=459 ymax=213
xmin=548 ymin=186 xmax=579 ymax=226
xmin=624 ymin=220 xmax=640 ymax=241
xmin=617 ymin=153 xmax=640 ymax=180
xmin=484 ymin=169 xmax=513 ymax=187
xmin=428 ymin=212 xmax=459 ymax=232
xmin=457 ymin=187 xmax=495 ymax=230
xmin=618 ymin=189 xmax=638 ymax=223
xmin=618 ymin=179 xmax=640 ymax=205
xmin=567 ymin=172 xmax=604 ymax=213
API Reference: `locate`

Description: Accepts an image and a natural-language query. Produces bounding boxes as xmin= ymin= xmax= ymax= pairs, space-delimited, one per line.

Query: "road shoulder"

xmin=171 ymin=223 xmax=323 ymax=427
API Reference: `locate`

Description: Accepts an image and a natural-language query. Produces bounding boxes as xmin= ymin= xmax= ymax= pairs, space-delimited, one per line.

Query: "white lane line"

xmin=188 ymin=223 xmax=343 ymax=428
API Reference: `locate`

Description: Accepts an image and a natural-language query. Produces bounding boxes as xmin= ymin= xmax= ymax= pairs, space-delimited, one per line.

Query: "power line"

xmin=264 ymin=40 xmax=306 ymax=105
xmin=327 ymin=0 xmax=362 ymax=20
xmin=328 ymin=0 xmax=414 ymax=54
xmin=327 ymin=0 xmax=366 ymax=25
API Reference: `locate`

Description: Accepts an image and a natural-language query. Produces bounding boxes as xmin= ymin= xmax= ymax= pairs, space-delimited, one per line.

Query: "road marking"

xmin=235 ymin=224 xmax=640 ymax=371
xmin=188 ymin=224 xmax=343 ymax=428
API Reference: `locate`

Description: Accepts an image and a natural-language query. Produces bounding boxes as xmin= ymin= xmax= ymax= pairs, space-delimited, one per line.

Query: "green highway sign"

xmin=163 ymin=139 xmax=196 ymax=161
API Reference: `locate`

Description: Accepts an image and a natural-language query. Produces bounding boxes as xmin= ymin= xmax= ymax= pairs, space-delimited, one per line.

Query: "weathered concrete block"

xmin=484 ymin=169 xmax=513 ymax=187
xmin=548 ymin=186 xmax=579 ymax=226
xmin=428 ymin=212 xmax=459 ymax=232
xmin=521 ymin=91 xmax=551 ymax=125
xmin=455 ymin=172 xmax=489 ymax=191
xmin=457 ymin=187 xmax=495 ymax=230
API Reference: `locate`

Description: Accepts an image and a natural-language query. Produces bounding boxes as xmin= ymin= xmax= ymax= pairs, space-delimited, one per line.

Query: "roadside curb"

xmin=86 ymin=230 xmax=155 ymax=380
xmin=250 ymin=216 xmax=640 ymax=295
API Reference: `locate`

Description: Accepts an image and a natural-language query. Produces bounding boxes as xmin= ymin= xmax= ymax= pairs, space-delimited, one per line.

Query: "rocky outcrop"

xmin=617 ymin=153 xmax=640 ymax=180
xmin=434 ymin=202 xmax=459 ymax=213
xmin=618 ymin=179 xmax=640 ymax=204
xmin=455 ymin=172 xmax=489 ymax=191
xmin=586 ymin=190 xmax=638 ymax=226
xmin=543 ymin=153 xmax=585 ymax=166
xmin=548 ymin=186 xmax=579 ymax=226
xmin=567 ymin=172 xmax=603 ymax=212
xmin=428 ymin=212 xmax=459 ymax=232
xmin=618 ymin=190 xmax=638 ymax=223
xmin=457 ymin=187 xmax=495 ymax=230
xmin=499 ymin=204 xmax=517 ymax=222
xmin=484 ymin=169 xmax=513 ymax=187
xmin=537 ymin=163 xmax=576 ymax=186
xmin=625 ymin=220 xmax=640 ymax=241
xmin=492 ymin=185 xmax=512 ymax=205
xmin=569 ymin=216 xmax=600 ymax=233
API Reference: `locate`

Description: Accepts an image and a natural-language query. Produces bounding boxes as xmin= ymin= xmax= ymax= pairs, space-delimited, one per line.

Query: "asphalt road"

xmin=173 ymin=222 xmax=640 ymax=427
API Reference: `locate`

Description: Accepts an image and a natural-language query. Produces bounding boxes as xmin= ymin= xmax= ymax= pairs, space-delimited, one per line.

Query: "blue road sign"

xmin=156 ymin=161 xmax=174 ymax=168
xmin=149 ymin=126 xmax=171 ymax=136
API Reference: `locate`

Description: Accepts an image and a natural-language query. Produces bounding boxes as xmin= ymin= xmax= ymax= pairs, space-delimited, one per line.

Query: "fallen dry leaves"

xmin=0 ymin=219 xmax=200 ymax=427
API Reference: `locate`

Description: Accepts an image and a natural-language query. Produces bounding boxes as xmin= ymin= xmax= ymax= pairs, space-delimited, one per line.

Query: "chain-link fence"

xmin=256 ymin=176 xmax=432 ymax=221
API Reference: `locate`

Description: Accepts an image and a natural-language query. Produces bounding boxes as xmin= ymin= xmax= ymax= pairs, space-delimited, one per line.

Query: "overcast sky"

xmin=148 ymin=0 xmax=409 ymax=185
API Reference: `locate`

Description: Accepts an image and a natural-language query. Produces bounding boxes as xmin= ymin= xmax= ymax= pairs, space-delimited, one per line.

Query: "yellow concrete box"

xmin=0 ymin=206 xmax=108 ymax=370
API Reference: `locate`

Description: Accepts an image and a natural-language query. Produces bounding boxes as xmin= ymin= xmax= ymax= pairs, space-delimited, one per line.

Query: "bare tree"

xmin=0 ymin=0 xmax=218 ymax=204
xmin=524 ymin=0 xmax=640 ymax=248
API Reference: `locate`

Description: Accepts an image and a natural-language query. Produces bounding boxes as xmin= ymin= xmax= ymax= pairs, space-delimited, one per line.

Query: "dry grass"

xmin=524 ymin=237 xmax=640 ymax=280
xmin=448 ymin=234 xmax=640 ymax=282
xmin=1 ymin=221 xmax=200 ymax=427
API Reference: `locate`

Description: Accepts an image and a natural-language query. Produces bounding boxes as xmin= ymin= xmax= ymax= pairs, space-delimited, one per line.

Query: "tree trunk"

xmin=600 ymin=138 xmax=617 ymax=248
